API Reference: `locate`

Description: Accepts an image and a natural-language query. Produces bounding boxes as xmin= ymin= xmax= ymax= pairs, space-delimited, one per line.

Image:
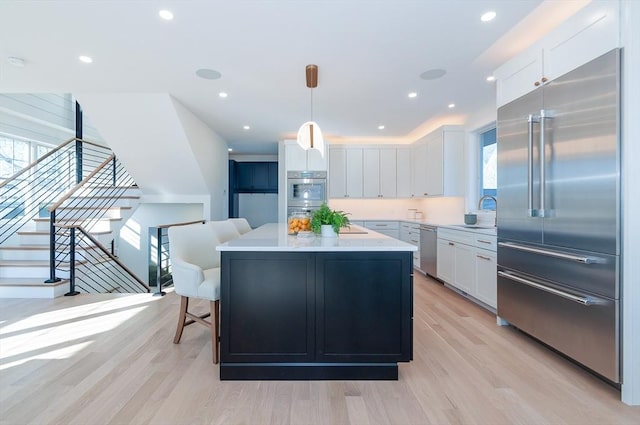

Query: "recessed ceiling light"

xmin=78 ymin=55 xmax=93 ymax=64
xmin=7 ymin=57 xmax=25 ymax=67
xmin=195 ymin=68 xmax=222 ymax=80
xmin=159 ymin=10 xmax=174 ymax=20
xmin=486 ymin=75 xmax=496 ymax=82
xmin=228 ymin=148 xmax=233 ymax=152
xmin=243 ymin=125 xmax=250 ymax=130
xmin=420 ymin=69 xmax=446 ymax=80
xmin=218 ymin=92 xmax=228 ymax=98
xmin=408 ymin=92 xmax=417 ymax=98
xmin=481 ymin=11 xmax=496 ymax=22
xmin=448 ymin=103 xmax=456 ymax=109
xmin=378 ymin=125 xmax=385 ymax=130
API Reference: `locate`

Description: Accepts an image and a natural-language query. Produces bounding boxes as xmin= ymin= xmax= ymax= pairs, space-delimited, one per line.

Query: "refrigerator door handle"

xmin=538 ymin=109 xmax=553 ymax=218
xmin=527 ymin=114 xmax=540 ymax=217
xmin=498 ymin=271 xmax=596 ymax=305
xmin=498 ymin=241 xmax=598 ymax=264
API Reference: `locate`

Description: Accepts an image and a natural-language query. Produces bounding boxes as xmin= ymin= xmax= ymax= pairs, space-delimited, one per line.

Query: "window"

xmin=479 ymin=128 xmax=497 ymax=210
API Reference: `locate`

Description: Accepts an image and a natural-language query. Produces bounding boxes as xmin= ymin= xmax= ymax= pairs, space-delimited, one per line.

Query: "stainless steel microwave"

xmin=287 ymin=171 xmax=327 ymax=207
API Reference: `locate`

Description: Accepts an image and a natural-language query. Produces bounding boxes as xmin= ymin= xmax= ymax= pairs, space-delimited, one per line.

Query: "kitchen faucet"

xmin=477 ymin=195 xmax=497 ymax=226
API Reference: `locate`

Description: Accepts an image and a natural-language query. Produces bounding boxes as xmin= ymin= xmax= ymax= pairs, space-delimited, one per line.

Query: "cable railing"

xmin=47 ymin=153 xmax=138 ymax=286
xmin=0 ymin=138 xmax=113 ymax=245
xmin=58 ymin=225 xmax=149 ymax=294
xmin=1 ymin=136 xmax=149 ymax=295
xmin=148 ymin=220 xmax=206 ymax=296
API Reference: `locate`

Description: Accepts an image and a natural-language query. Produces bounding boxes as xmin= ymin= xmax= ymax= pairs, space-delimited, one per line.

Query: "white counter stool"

xmin=228 ymin=217 xmax=252 ymax=235
xmin=210 ymin=220 xmax=241 ymax=242
xmin=168 ymin=222 xmax=221 ymax=364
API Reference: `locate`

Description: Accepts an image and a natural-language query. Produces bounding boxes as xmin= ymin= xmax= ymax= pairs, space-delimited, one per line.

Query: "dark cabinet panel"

xmin=315 ymin=252 xmax=412 ymax=363
xmin=234 ymin=161 xmax=278 ymax=193
xmin=220 ymin=250 xmax=413 ymax=379
xmin=221 ymin=252 xmax=315 ymax=363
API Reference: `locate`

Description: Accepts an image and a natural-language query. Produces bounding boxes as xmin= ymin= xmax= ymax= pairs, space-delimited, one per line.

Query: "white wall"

xmin=171 ymin=97 xmax=229 ymax=220
xmin=0 ymin=93 xmax=104 ymax=145
xmin=621 ymin=0 xmax=640 ymax=406
xmin=116 ymin=203 xmax=203 ymax=282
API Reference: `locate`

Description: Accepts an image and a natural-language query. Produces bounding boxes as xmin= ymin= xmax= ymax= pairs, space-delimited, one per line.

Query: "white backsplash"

xmin=328 ymin=197 xmax=465 ymax=224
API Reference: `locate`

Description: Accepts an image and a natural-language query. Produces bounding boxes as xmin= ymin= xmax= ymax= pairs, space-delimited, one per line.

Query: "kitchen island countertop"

xmin=217 ymin=223 xmax=417 ymax=252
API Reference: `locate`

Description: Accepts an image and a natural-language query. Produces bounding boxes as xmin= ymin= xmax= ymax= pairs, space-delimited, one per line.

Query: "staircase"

xmin=0 ymin=138 xmax=148 ymax=298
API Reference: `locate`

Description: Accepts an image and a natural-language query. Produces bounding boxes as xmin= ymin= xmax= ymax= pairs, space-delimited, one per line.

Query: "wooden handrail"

xmin=48 ymin=154 xmax=115 ymax=212
xmin=156 ymin=219 xmax=206 ymax=229
xmin=0 ymin=137 xmax=76 ymax=190
xmin=0 ymin=137 xmax=111 ymax=190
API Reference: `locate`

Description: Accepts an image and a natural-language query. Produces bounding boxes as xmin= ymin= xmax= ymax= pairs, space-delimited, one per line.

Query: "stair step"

xmin=0 ymin=278 xmax=70 ymax=298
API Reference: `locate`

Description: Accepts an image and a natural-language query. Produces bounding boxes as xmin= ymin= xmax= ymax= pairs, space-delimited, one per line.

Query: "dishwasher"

xmin=420 ymin=225 xmax=438 ymax=278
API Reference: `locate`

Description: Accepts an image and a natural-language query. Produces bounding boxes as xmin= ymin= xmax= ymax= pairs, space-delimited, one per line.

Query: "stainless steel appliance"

xmin=420 ymin=225 xmax=437 ymax=278
xmin=286 ymin=170 xmax=327 ymax=216
xmin=496 ymin=49 xmax=620 ymax=383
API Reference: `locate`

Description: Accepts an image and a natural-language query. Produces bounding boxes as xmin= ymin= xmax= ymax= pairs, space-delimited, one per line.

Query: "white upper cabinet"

xmin=412 ymin=126 xmax=464 ymax=197
xmin=284 ymin=140 xmax=327 ymax=171
xmin=328 ymin=147 xmax=363 ymax=198
xmin=495 ymin=0 xmax=620 ymax=107
xmin=396 ymin=147 xmax=413 ymax=198
xmin=363 ymin=148 xmax=397 ymax=198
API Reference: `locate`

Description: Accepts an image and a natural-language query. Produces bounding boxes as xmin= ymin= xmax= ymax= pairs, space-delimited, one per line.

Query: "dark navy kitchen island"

xmin=217 ymin=223 xmax=416 ymax=380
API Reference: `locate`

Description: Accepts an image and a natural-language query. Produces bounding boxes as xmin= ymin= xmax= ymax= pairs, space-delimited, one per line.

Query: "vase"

xmin=320 ymin=224 xmax=338 ymax=238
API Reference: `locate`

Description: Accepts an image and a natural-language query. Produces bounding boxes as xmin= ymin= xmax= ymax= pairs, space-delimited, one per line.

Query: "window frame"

xmin=478 ymin=126 xmax=497 ymax=210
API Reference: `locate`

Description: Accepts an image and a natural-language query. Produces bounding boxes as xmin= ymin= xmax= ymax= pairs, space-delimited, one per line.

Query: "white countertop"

xmin=217 ymin=223 xmax=418 ymax=252
xmin=437 ymin=224 xmax=497 ymax=236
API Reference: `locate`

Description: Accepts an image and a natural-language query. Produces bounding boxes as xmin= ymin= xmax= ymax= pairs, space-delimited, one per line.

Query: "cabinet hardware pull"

xmin=541 ymin=76 xmax=548 ymax=83
xmin=477 ymin=255 xmax=491 ymax=261
xmin=534 ymin=81 xmax=540 ymax=86
xmin=477 ymin=239 xmax=492 ymax=244
xmin=448 ymin=242 xmax=454 ymax=246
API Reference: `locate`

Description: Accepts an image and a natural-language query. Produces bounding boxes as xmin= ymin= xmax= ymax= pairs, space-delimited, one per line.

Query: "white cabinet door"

xmin=437 ymin=238 xmax=455 ymax=284
xmin=285 ymin=142 xmax=308 ymax=171
xmin=307 ymin=147 xmax=327 ymax=171
xmin=412 ymin=141 xmax=428 ymax=197
xmin=474 ymin=248 xmax=497 ymax=308
xmin=379 ymin=148 xmax=397 ymax=198
xmin=495 ymin=1 xmax=619 ymax=108
xmin=328 ymin=148 xmax=347 ymax=198
xmin=425 ymin=132 xmax=443 ymax=196
xmin=543 ymin=1 xmax=619 ymax=84
xmin=396 ymin=147 xmax=413 ymax=198
xmin=453 ymin=243 xmax=474 ymax=294
xmin=363 ymin=149 xmax=380 ymax=198
xmin=346 ymin=148 xmax=363 ymax=198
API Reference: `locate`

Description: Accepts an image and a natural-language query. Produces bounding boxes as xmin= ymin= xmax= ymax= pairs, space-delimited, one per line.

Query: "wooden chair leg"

xmin=173 ymin=296 xmax=189 ymax=344
xmin=211 ymin=300 xmax=220 ymax=364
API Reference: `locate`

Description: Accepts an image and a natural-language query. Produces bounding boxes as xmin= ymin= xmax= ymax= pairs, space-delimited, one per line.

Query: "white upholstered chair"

xmin=210 ymin=219 xmax=241 ymax=242
xmin=168 ymin=222 xmax=221 ymax=363
xmin=228 ymin=217 xmax=252 ymax=235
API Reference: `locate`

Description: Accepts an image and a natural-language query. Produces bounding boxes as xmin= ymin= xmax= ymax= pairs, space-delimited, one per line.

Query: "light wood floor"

xmin=1 ymin=273 xmax=639 ymax=425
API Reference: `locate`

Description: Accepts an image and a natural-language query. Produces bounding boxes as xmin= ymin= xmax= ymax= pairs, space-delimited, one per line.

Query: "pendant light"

xmin=296 ymin=64 xmax=325 ymax=157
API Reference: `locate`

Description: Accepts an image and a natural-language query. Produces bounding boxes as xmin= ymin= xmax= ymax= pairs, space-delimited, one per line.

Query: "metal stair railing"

xmin=0 ymin=137 xmax=113 ymax=245
xmin=47 ymin=153 xmax=141 ymax=291
xmin=58 ymin=224 xmax=150 ymax=294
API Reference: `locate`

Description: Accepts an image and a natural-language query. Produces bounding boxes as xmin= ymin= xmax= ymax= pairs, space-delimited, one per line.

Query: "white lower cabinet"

xmin=437 ymin=227 xmax=497 ymax=310
xmin=363 ymin=220 xmax=399 ymax=239
xmin=400 ymin=222 xmax=421 ymax=269
xmin=474 ymin=248 xmax=497 ymax=308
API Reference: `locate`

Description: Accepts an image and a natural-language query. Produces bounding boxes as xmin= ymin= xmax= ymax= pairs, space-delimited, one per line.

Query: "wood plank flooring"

xmin=1 ymin=273 xmax=639 ymax=425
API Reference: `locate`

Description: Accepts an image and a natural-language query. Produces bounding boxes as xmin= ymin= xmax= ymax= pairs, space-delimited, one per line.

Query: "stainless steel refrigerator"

xmin=496 ymin=49 xmax=621 ymax=384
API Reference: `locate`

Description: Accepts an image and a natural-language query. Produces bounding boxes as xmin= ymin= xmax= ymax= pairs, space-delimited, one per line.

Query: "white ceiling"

xmin=0 ymin=0 xmax=585 ymax=154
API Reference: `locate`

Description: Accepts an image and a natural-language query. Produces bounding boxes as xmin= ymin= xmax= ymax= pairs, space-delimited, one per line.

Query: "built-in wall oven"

xmin=286 ymin=170 xmax=327 ymax=216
